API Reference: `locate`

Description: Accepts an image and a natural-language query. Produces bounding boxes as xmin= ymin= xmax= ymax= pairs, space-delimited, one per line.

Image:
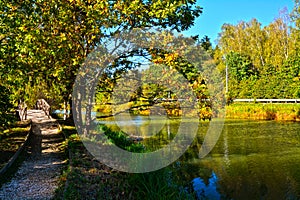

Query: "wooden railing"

xmin=36 ymin=99 xmax=51 ymax=118
xmin=16 ymin=100 xmax=27 ymax=121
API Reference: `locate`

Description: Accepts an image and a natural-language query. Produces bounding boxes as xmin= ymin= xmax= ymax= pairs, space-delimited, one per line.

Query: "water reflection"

xmin=193 ymin=172 xmax=221 ymax=200
xmin=97 ymin=115 xmax=300 ymax=199
xmin=98 ymin=113 xmax=169 ymax=138
xmin=97 ymin=114 xmax=182 ymax=150
xmin=223 ymin=125 xmax=231 ymax=168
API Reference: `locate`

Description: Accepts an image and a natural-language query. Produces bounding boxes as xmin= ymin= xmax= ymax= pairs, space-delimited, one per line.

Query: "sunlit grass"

xmin=0 ymin=123 xmax=31 ymax=178
xmin=226 ymin=103 xmax=300 ymax=121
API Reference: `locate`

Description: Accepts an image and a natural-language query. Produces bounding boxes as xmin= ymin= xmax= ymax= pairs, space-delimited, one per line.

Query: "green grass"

xmin=96 ymin=125 xmax=145 ymax=152
xmin=0 ymin=125 xmax=31 ymax=166
xmin=0 ymin=122 xmax=31 ymax=188
xmin=128 ymin=169 xmax=195 ymax=200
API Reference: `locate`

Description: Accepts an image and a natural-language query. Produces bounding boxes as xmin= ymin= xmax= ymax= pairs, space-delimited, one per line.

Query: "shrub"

xmin=0 ymin=84 xmax=14 ymax=128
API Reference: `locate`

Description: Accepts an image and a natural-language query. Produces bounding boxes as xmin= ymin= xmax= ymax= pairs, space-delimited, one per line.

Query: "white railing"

xmin=233 ymin=99 xmax=300 ymax=103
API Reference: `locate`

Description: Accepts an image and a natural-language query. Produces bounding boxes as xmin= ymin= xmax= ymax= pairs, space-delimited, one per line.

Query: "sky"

xmin=182 ymin=0 xmax=295 ymax=46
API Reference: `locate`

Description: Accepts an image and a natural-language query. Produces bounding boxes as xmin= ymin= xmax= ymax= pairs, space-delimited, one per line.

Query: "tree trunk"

xmin=63 ymin=100 xmax=67 ymax=120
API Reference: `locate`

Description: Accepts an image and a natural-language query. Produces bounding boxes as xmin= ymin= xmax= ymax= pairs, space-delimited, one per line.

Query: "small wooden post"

xmin=17 ymin=100 xmax=27 ymax=121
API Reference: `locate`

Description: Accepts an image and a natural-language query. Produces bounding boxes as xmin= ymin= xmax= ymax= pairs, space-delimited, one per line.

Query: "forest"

xmin=215 ymin=7 xmax=300 ymax=100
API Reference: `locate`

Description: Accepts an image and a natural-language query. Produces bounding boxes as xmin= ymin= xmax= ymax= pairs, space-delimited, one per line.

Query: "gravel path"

xmin=0 ymin=110 xmax=66 ymax=200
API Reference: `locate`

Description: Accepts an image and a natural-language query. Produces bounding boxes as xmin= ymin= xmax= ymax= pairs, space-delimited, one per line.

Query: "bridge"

xmin=16 ymin=99 xmax=51 ymax=121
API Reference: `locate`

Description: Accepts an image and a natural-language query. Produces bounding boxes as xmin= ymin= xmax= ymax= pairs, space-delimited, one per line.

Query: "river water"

xmin=97 ymin=115 xmax=300 ymax=199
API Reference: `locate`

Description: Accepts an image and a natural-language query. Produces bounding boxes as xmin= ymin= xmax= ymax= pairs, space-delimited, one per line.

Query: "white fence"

xmin=233 ymin=99 xmax=300 ymax=103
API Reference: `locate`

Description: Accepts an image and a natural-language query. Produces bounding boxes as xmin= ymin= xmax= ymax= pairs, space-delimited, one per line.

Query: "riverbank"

xmin=226 ymin=103 xmax=300 ymax=121
xmin=54 ymin=123 xmax=195 ymax=199
xmin=95 ymin=103 xmax=300 ymax=121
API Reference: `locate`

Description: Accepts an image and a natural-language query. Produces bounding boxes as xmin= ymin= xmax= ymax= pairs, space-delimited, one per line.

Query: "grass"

xmin=54 ymin=124 xmax=134 ymax=199
xmin=96 ymin=125 xmax=145 ymax=152
xmin=0 ymin=125 xmax=31 ymax=168
xmin=0 ymin=122 xmax=31 ymax=187
xmin=0 ymin=148 xmax=28 ymax=188
xmin=226 ymin=103 xmax=300 ymax=121
xmin=128 ymin=169 xmax=195 ymax=200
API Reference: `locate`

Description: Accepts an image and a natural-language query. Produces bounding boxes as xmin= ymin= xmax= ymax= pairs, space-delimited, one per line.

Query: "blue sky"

xmin=182 ymin=0 xmax=295 ymax=46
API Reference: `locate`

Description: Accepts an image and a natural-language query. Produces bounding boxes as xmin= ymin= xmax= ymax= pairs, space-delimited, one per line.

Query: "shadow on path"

xmin=0 ymin=110 xmax=66 ymax=200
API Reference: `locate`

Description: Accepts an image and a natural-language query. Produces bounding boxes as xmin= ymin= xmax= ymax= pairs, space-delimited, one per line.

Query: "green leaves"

xmin=226 ymin=52 xmax=257 ymax=82
xmin=216 ymin=4 xmax=300 ymax=100
xmin=0 ymin=84 xmax=14 ymax=128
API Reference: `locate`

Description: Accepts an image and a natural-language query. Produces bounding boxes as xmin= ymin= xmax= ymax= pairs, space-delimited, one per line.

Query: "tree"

xmin=0 ymin=0 xmax=203 ymax=118
xmin=0 ymin=84 xmax=14 ymax=128
xmin=94 ymin=36 xmax=212 ymax=117
xmin=226 ymin=52 xmax=257 ymax=82
xmin=263 ymin=8 xmax=294 ymax=72
xmin=215 ymin=6 xmax=299 ymax=100
xmin=291 ymin=0 xmax=300 ymax=30
xmin=199 ymin=35 xmax=212 ymax=51
xmin=245 ymin=19 xmax=266 ymax=69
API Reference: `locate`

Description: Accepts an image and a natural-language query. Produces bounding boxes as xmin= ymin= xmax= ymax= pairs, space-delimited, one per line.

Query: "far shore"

xmin=225 ymin=103 xmax=300 ymax=121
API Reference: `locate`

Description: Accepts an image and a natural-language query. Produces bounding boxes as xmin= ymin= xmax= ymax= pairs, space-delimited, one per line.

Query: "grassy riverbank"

xmin=0 ymin=121 xmax=31 ymax=169
xmin=226 ymin=103 xmax=300 ymax=121
xmin=54 ymin=123 xmax=195 ymax=199
xmin=0 ymin=121 xmax=31 ymax=187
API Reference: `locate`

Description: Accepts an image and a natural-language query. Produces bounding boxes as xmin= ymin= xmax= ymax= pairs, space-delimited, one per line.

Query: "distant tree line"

xmin=213 ymin=5 xmax=300 ymax=99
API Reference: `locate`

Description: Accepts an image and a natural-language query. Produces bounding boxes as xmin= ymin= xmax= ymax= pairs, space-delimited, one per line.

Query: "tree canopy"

xmin=0 ymin=0 xmax=202 ymax=120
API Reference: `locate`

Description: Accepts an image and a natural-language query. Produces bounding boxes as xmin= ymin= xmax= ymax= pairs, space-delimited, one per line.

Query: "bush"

xmin=0 ymin=84 xmax=14 ymax=128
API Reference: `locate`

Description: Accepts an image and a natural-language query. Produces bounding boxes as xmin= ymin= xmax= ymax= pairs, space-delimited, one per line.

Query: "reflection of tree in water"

xmin=170 ymin=121 xmax=300 ymax=199
xmin=192 ymin=172 xmax=221 ymax=200
xmin=171 ymin=160 xmax=221 ymax=199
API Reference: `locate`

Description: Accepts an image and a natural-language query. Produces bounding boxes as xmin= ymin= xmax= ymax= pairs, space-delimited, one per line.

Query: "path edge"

xmin=0 ymin=120 xmax=32 ymax=177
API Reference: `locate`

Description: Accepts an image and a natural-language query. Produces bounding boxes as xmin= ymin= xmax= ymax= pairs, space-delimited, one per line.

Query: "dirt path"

xmin=0 ymin=110 xmax=66 ymax=200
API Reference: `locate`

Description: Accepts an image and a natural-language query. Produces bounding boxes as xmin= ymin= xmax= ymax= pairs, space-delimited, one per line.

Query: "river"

xmin=97 ymin=115 xmax=300 ymax=199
